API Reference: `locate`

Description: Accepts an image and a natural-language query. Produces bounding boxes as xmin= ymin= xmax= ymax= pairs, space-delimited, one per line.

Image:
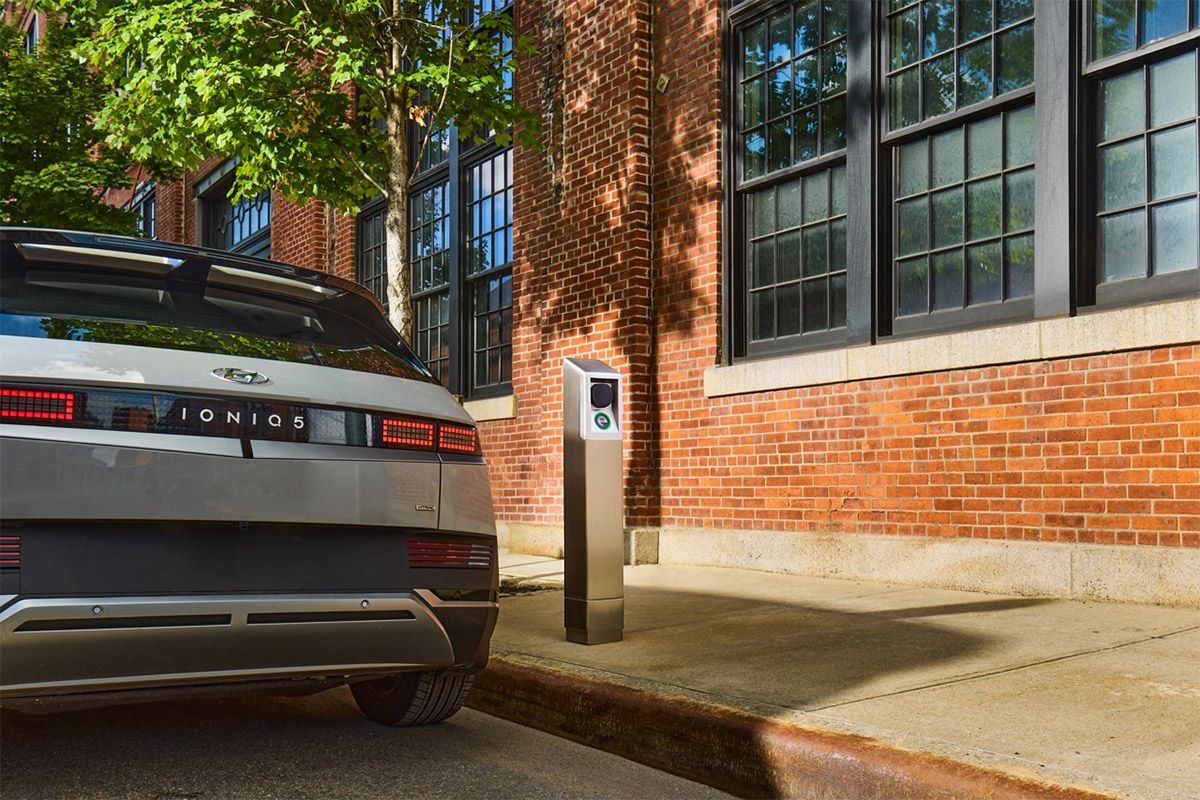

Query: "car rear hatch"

xmin=0 ymin=231 xmax=495 ymax=598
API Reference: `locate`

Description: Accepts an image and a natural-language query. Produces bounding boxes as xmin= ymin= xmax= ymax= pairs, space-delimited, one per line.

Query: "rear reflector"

xmin=438 ymin=423 xmax=480 ymax=454
xmin=0 ymin=535 xmax=19 ymax=569
xmin=382 ymin=417 xmax=436 ymax=449
xmin=1 ymin=388 xmax=76 ymax=421
xmin=408 ymin=540 xmax=492 ymax=569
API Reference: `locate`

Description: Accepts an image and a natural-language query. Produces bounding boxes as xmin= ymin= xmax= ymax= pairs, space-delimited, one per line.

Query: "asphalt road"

xmin=0 ymin=689 xmax=730 ymax=800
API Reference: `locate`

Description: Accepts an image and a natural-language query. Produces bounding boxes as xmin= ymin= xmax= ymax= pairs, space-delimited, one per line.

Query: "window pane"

xmin=752 ymin=290 xmax=775 ymax=340
xmin=898 ymin=257 xmax=929 ymax=315
xmin=923 ymin=54 xmax=956 ymax=118
xmin=891 ymin=68 xmax=921 ymax=129
xmin=1005 ymin=105 xmax=1035 ymax=166
xmin=967 ymin=115 xmax=1003 ymax=177
xmin=1100 ymin=139 xmax=1147 ymax=210
xmin=899 ymin=139 xmax=929 ymax=196
xmin=967 ymin=241 xmax=1003 ymax=303
xmin=745 ymin=130 xmax=766 ymax=179
xmin=830 ymin=273 xmax=847 ymax=328
xmin=795 ymin=53 xmax=820 ymax=106
xmin=803 ymin=170 xmax=829 ymax=222
xmin=744 ymin=78 xmax=764 ymax=128
xmin=778 ymin=283 xmax=802 ymax=336
xmin=802 ymin=225 xmax=829 ymax=275
xmin=753 ymin=240 xmax=775 ymax=287
xmin=822 ymin=96 xmax=848 ymax=151
xmin=745 ymin=21 xmax=767 ymax=74
xmin=779 ymin=181 xmax=801 ymax=228
xmin=796 ymin=1 xmax=819 ymax=53
xmin=1005 ymin=233 xmax=1035 ymax=298
xmin=796 ymin=105 xmax=820 ymax=161
xmin=1152 ymin=197 xmax=1199 ymax=273
xmin=931 ymin=127 xmax=964 ymax=187
xmin=769 ymin=64 xmax=793 ymax=118
xmin=822 ymin=40 xmax=847 ymax=97
xmin=779 ymin=229 xmax=801 ymax=282
xmin=891 ymin=6 xmax=920 ymax=69
xmin=922 ymin=0 xmax=956 ymax=57
xmin=1093 ymin=0 xmax=1137 ymax=60
xmin=769 ymin=119 xmax=792 ymax=171
xmin=769 ymin=12 xmax=792 ymax=64
xmin=959 ymin=39 xmax=993 ymax=107
xmin=831 ymin=165 xmax=847 ymax=215
xmin=754 ymin=187 xmax=776 ymax=236
xmin=960 ymin=1 xmax=993 ymax=44
xmin=1005 ymin=168 xmax=1035 ymax=231
xmin=997 ymin=0 xmax=1034 ymax=27
xmin=1100 ymin=208 xmax=1148 ymax=281
xmin=802 ymin=279 xmax=829 ymax=331
xmin=823 ymin=0 xmax=848 ymax=38
xmin=1150 ymin=51 xmax=1198 ymax=127
xmin=996 ymin=22 xmax=1034 ymax=94
xmin=1150 ymin=123 xmax=1198 ymax=200
xmin=932 ymin=186 xmax=965 ymax=247
xmin=1101 ymin=69 xmax=1145 ymax=141
xmin=898 ymin=196 xmax=930 ymax=255
xmin=1141 ymin=0 xmax=1190 ymax=45
xmin=932 ymin=249 xmax=965 ymax=309
xmin=967 ymin=177 xmax=1003 ymax=239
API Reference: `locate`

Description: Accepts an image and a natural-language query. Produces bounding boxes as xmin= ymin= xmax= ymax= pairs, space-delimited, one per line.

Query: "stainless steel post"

xmin=562 ymin=358 xmax=624 ymax=645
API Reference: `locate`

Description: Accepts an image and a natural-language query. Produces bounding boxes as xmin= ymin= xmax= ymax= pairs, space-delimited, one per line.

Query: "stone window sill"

xmin=463 ymin=394 xmax=517 ymax=422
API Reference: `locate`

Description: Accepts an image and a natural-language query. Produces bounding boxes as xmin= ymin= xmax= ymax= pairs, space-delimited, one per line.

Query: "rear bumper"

xmin=0 ymin=591 xmax=498 ymax=700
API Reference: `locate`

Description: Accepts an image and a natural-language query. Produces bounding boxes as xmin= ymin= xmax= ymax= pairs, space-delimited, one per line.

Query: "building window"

xmin=1093 ymin=46 xmax=1199 ymax=290
xmin=733 ymin=0 xmax=849 ymax=358
xmin=739 ymin=0 xmax=848 ymax=179
xmin=357 ymin=206 xmax=387 ymax=310
xmin=1092 ymin=0 xmax=1200 ymax=61
xmin=894 ymin=106 xmax=1035 ymax=316
xmin=198 ymin=161 xmax=271 ymax=258
xmin=128 ymin=182 xmax=156 ymax=239
xmin=23 ymin=15 xmax=38 ymax=55
xmin=886 ymin=0 xmax=1034 ymax=131
xmin=410 ymin=181 xmax=452 ymax=387
xmin=467 ymin=150 xmax=513 ymax=389
xmin=355 ymin=0 xmax=514 ymax=398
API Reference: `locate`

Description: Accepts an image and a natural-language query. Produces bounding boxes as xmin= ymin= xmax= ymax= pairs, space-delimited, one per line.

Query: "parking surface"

xmin=0 ymin=689 xmax=730 ymax=799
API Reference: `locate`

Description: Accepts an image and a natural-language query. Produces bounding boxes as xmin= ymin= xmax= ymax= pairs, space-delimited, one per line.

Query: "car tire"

xmin=350 ymin=671 xmax=473 ymax=726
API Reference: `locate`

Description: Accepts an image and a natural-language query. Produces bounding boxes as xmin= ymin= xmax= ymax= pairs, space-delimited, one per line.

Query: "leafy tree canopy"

xmin=51 ymin=0 xmax=536 ymax=333
xmin=0 ymin=16 xmax=138 ymax=234
xmin=56 ymin=0 xmax=534 ymax=211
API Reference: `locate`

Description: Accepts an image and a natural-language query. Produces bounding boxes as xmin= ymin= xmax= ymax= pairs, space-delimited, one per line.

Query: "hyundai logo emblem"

xmin=211 ymin=367 xmax=270 ymax=385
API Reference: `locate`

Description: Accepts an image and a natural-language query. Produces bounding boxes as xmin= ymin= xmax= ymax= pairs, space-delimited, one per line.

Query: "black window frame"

xmin=724 ymin=1 xmax=1183 ymax=365
xmin=1080 ymin=7 xmax=1200 ymax=310
xmin=727 ymin=0 xmax=858 ymax=361
xmin=355 ymin=0 xmax=515 ymax=400
xmin=196 ymin=161 xmax=271 ymax=259
xmin=126 ymin=181 xmax=157 ymax=240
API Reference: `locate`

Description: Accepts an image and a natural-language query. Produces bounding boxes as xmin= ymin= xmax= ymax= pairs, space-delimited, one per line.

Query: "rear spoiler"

xmin=1 ymin=227 xmax=387 ymax=316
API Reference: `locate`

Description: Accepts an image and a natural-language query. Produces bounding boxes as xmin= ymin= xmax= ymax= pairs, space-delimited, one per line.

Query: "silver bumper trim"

xmin=0 ymin=593 xmax=463 ymax=698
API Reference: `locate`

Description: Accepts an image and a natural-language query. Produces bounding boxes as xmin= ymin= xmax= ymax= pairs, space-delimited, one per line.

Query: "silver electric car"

xmin=0 ymin=228 xmax=498 ymax=726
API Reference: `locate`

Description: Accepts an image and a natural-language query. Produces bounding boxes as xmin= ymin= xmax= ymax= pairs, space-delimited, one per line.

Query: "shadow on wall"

xmin=527 ymin=0 xmax=719 ymax=529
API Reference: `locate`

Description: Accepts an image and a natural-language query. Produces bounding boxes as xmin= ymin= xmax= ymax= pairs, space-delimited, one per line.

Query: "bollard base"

xmin=564 ymin=597 xmax=623 ymax=645
xmin=566 ymin=627 xmax=622 ymax=645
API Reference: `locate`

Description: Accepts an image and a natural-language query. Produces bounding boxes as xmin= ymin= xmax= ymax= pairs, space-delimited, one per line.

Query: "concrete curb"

xmin=466 ymin=654 xmax=1117 ymax=800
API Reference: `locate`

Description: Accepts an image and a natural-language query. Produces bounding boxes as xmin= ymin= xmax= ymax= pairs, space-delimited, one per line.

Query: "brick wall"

xmin=481 ymin=0 xmax=657 ymax=527
xmin=98 ymin=0 xmax=1197 ymax=556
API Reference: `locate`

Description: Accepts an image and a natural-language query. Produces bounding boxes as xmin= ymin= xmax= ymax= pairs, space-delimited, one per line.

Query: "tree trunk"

xmin=384 ymin=90 xmax=412 ymax=340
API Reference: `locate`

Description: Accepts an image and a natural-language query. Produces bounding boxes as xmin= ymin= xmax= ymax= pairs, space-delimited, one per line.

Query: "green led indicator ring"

xmin=593 ymin=411 xmax=612 ymax=431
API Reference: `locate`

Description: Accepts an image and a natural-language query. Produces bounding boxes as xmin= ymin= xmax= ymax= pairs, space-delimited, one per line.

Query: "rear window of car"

xmin=0 ymin=242 xmax=434 ymax=383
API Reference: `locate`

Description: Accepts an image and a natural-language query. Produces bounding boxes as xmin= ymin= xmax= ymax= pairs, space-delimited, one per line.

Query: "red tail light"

xmin=438 ymin=423 xmax=480 ymax=454
xmin=0 ymin=535 xmax=20 ymax=568
xmin=1 ymin=388 xmax=77 ymax=421
xmin=381 ymin=417 xmax=436 ymax=449
xmin=408 ymin=540 xmax=491 ymax=569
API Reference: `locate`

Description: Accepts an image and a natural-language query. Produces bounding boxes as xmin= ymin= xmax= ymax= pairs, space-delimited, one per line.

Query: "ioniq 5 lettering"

xmin=0 ymin=228 xmax=498 ymax=726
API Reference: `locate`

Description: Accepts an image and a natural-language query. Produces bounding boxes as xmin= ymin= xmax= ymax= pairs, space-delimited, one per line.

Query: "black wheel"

xmin=350 ymin=670 xmax=474 ymax=726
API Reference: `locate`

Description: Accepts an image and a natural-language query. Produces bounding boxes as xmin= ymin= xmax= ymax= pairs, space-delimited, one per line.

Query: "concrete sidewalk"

xmin=466 ymin=550 xmax=1200 ymax=800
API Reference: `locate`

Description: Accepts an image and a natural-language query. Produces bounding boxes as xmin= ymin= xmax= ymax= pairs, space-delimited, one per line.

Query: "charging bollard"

xmin=562 ymin=358 xmax=624 ymax=645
